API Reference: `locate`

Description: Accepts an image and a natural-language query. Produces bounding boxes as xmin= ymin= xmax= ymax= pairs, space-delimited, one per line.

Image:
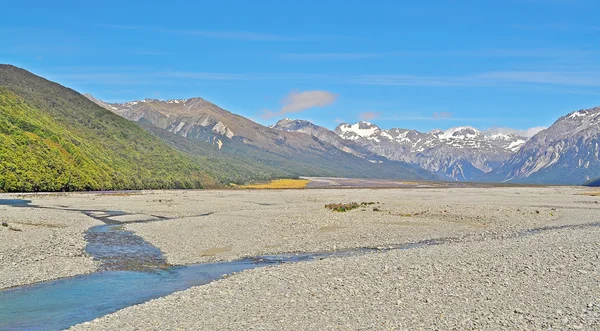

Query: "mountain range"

xmin=274 ymin=114 xmax=599 ymax=184
xmin=332 ymin=121 xmax=525 ymax=181
xmin=89 ymin=95 xmax=600 ymax=186
xmin=85 ymin=95 xmax=434 ymax=181
xmin=488 ymin=107 xmax=600 ymax=184
xmin=2 ymin=64 xmax=599 ymax=191
xmin=94 ymin=93 xmax=599 ymax=185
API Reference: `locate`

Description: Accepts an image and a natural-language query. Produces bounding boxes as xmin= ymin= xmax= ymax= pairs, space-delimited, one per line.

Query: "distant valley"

xmin=1 ymin=64 xmax=599 ymax=192
xmin=274 ymin=113 xmax=600 ymax=184
xmin=90 ymin=92 xmax=599 ymax=185
xmin=86 ymin=95 xmax=434 ymax=182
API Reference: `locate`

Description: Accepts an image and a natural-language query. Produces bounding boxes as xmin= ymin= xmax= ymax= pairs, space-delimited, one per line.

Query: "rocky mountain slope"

xmin=487 ymin=107 xmax=600 ymax=184
xmin=89 ymin=97 xmax=436 ymax=181
xmin=0 ymin=65 xmax=220 ymax=191
xmin=331 ymin=121 xmax=527 ymax=181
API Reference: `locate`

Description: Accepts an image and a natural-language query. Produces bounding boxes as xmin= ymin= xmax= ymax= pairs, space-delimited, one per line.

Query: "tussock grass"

xmin=242 ymin=179 xmax=310 ymax=189
xmin=326 ymin=202 xmax=377 ymax=212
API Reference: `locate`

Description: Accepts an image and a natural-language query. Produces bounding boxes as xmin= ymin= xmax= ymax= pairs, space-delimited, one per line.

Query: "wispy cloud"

xmin=512 ymin=23 xmax=600 ymax=32
xmin=346 ymin=71 xmax=600 ymax=87
xmin=100 ymin=24 xmax=331 ymax=41
xmin=358 ymin=112 xmax=381 ymax=121
xmin=473 ymin=71 xmax=600 ymax=86
xmin=49 ymin=68 xmax=600 ymax=89
xmin=433 ymin=112 xmax=453 ymax=119
xmin=487 ymin=126 xmax=547 ymax=138
xmin=261 ymin=90 xmax=338 ymax=119
xmin=280 ymin=48 xmax=600 ymax=60
xmin=51 ymin=72 xmax=165 ymax=85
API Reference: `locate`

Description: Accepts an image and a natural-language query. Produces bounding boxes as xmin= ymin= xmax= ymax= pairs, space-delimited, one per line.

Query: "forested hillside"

xmin=0 ymin=65 xmax=220 ymax=191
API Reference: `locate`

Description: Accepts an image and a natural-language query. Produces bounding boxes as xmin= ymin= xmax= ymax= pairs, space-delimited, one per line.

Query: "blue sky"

xmin=2 ymin=0 xmax=600 ymax=135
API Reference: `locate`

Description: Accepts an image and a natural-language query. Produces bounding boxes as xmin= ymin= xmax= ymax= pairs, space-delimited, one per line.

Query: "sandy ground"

xmin=1 ymin=186 xmax=599 ymax=329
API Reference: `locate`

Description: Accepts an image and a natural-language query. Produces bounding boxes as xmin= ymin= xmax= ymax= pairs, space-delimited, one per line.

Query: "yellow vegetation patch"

xmin=579 ymin=191 xmax=600 ymax=196
xmin=242 ymin=179 xmax=310 ymax=189
xmin=43 ymin=139 xmax=72 ymax=159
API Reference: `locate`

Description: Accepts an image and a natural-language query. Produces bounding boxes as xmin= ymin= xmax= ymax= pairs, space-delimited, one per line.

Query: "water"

xmin=0 ymin=260 xmax=260 ymax=331
xmin=0 ymin=250 xmax=371 ymax=331
xmin=0 ymin=199 xmax=31 ymax=207
xmin=85 ymin=224 xmax=169 ymax=271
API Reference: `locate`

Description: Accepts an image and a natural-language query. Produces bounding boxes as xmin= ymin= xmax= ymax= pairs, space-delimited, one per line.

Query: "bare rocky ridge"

xmin=92 ymin=97 xmax=342 ymax=155
xmin=271 ymin=118 xmax=389 ymax=162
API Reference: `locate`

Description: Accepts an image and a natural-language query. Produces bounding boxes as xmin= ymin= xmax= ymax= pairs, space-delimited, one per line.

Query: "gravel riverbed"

xmin=71 ymin=225 xmax=600 ymax=330
xmin=1 ymin=186 xmax=599 ymax=329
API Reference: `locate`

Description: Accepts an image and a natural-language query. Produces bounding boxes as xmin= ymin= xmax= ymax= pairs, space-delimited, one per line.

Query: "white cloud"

xmin=261 ymin=90 xmax=338 ymax=119
xmin=487 ymin=126 xmax=547 ymax=138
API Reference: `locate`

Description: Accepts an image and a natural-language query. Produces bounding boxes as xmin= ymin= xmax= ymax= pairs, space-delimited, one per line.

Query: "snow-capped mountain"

xmin=271 ymin=118 xmax=372 ymax=158
xmin=488 ymin=107 xmax=600 ymax=184
xmin=271 ymin=118 xmax=404 ymax=162
xmin=334 ymin=122 xmax=527 ymax=181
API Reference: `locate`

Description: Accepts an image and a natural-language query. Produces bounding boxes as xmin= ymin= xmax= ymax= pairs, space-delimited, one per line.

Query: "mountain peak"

xmin=271 ymin=118 xmax=315 ymax=131
xmin=438 ymin=126 xmax=480 ymax=140
xmin=565 ymin=107 xmax=600 ymax=121
xmin=336 ymin=121 xmax=382 ymax=139
xmin=490 ymin=105 xmax=600 ymax=184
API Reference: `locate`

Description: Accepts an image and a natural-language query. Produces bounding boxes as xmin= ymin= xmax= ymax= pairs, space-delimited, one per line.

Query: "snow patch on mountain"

xmin=336 ymin=121 xmax=381 ymax=139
